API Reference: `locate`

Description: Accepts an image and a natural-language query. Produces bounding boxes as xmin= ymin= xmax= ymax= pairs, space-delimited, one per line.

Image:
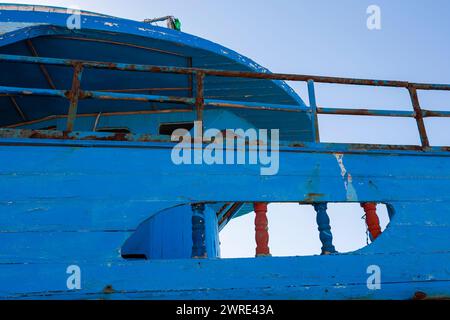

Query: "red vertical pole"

xmin=361 ymin=202 xmax=382 ymax=241
xmin=253 ymin=202 xmax=271 ymax=257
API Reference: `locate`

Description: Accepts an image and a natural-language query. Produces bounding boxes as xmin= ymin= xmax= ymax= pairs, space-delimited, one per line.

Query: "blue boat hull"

xmin=0 ymin=4 xmax=449 ymax=300
xmin=1 ymin=138 xmax=449 ymax=299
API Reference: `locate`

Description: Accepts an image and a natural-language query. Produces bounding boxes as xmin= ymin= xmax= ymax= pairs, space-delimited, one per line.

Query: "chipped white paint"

xmin=335 ymin=153 xmax=347 ymax=177
xmin=136 ymin=25 xmax=170 ymax=37
xmin=0 ymin=22 xmax=44 ymax=36
xmin=334 ymin=153 xmax=358 ymax=201
xmin=104 ymin=22 xmax=119 ymax=28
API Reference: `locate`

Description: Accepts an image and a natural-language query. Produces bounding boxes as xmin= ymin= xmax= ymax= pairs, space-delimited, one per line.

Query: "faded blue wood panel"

xmin=0 ymin=231 xmax=130 ymax=263
xmin=0 ymin=140 xmax=448 ymax=299
xmin=385 ymin=201 xmax=450 ymax=226
xmin=357 ymin=223 xmax=450 ymax=254
xmin=219 ymin=107 xmax=314 ymax=142
xmin=4 ymin=282 xmax=450 ymax=300
xmin=0 ymin=142 xmax=448 ymax=267
xmin=1 ymin=252 xmax=449 ymax=299
xmin=0 ymin=200 xmax=182 ymax=232
xmin=122 ymin=204 xmax=220 ymax=259
xmin=1 ymin=142 xmax=449 ymax=205
xmin=0 ymin=203 xmax=220 ymax=264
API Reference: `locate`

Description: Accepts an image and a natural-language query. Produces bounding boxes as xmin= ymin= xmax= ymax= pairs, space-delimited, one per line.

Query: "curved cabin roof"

xmin=0 ymin=4 xmax=313 ymax=142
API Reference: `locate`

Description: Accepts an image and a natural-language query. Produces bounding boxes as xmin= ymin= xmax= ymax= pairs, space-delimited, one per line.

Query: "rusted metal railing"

xmin=0 ymin=53 xmax=449 ymax=149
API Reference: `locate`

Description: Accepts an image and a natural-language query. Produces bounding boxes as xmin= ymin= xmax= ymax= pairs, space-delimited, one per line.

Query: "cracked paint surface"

xmin=334 ymin=153 xmax=358 ymax=201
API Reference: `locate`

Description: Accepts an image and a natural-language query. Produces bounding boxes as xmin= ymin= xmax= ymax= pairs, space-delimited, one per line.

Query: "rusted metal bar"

xmin=82 ymin=90 xmax=196 ymax=105
xmin=307 ymin=80 xmax=320 ymax=143
xmin=188 ymin=57 xmax=194 ymax=99
xmin=2 ymin=128 xmax=450 ymax=153
xmin=195 ymin=72 xmax=205 ymax=124
xmin=2 ymin=54 xmax=450 ymax=91
xmin=421 ymin=110 xmax=450 ymax=118
xmin=317 ymin=107 xmax=415 ymax=118
xmin=408 ymin=86 xmax=430 ymax=148
xmin=0 ymin=84 xmax=306 ymax=113
xmin=26 ymin=40 xmax=57 ymax=90
xmin=216 ymin=203 xmax=231 ymax=219
xmin=0 ymin=85 xmax=196 ymax=106
xmin=6 ymin=115 xmax=58 ymax=128
xmin=1 ymin=52 xmax=449 ymax=151
xmin=204 ymin=99 xmax=304 ymax=112
xmin=9 ymin=97 xmax=28 ymax=121
xmin=218 ymin=202 xmax=243 ymax=226
xmin=1 ymin=83 xmax=448 ymax=121
xmin=66 ymin=63 xmax=83 ymax=132
xmin=0 ymin=86 xmax=67 ymax=98
xmin=96 ymin=87 xmax=191 ymax=93
xmin=410 ymin=83 xmax=450 ymax=91
xmin=0 ymin=128 xmax=175 ymax=143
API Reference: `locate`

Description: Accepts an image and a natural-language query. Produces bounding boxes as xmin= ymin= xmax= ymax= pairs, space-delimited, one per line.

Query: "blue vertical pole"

xmin=307 ymin=80 xmax=320 ymax=143
xmin=191 ymin=203 xmax=207 ymax=258
xmin=313 ymin=203 xmax=336 ymax=254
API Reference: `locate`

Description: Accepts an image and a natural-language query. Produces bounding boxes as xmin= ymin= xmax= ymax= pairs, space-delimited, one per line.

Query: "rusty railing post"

xmin=66 ymin=63 xmax=84 ymax=132
xmin=195 ymin=72 xmax=205 ymax=127
xmin=9 ymin=97 xmax=28 ymax=121
xmin=191 ymin=203 xmax=207 ymax=259
xmin=307 ymin=80 xmax=320 ymax=143
xmin=253 ymin=202 xmax=271 ymax=257
xmin=313 ymin=203 xmax=336 ymax=255
xmin=407 ymin=85 xmax=430 ymax=148
xmin=361 ymin=202 xmax=382 ymax=241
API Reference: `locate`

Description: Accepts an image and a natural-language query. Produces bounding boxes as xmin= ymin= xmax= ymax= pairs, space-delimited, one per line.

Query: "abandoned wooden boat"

xmin=0 ymin=4 xmax=449 ymax=300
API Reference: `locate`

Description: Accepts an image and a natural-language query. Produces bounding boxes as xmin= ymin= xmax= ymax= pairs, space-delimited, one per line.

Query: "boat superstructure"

xmin=0 ymin=4 xmax=449 ymax=300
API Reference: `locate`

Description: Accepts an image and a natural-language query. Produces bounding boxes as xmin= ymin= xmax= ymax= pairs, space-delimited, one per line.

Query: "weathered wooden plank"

xmin=0 ymin=144 xmax=449 ymax=203
xmin=0 ymin=231 xmax=131 ymax=263
xmin=0 ymin=200 xmax=182 ymax=232
xmin=1 ymin=252 xmax=449 ymax=299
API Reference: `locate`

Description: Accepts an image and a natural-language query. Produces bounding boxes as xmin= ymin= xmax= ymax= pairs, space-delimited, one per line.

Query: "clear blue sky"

xmin=5 ymin=1 xmax=449 ymax=257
